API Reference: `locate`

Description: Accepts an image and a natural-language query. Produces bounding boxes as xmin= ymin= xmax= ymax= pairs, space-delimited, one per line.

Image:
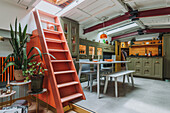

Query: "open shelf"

xmin=57 ymin=81 xmax=79 ymax=88
xmin=61 ymin=93 xmax=83 ymax=103
xmin=131 ymin=43 xmax=162 ymax=47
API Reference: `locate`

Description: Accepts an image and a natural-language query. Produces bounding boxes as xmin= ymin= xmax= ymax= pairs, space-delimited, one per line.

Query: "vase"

xmin=14 ymin=70 xmax=25 ymax=82
xmin=31 ymin=74 xmax=44 ymax=93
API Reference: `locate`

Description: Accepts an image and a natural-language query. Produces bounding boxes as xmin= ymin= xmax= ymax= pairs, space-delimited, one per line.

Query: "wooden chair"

xmin=79 ymin=59 xmax=97 ymax=92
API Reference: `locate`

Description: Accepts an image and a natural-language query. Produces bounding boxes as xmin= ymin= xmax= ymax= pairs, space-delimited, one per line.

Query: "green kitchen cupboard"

xmin=60 ymin=17 xmax=79 ymax=57
xmin=152 ymin=58 xmax=163 ymax=78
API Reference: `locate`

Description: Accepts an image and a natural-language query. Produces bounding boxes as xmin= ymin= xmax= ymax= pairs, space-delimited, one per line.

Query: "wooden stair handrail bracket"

xmin=31 ymin=9 xmax=85 ymax=113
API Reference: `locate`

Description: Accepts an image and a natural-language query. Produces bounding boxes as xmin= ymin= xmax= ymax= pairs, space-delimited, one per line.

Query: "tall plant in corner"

xmin=3 ymin=18 xmax=45 ymax=81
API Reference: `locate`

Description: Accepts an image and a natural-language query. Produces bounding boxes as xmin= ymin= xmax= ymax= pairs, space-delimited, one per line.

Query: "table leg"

xmin=10 ymin=86 xmax=12 ymax=105
xmin=127 ymin=74 xmax=130 ymax=83
xmin=36 ymin=94 xmax=38 ymax=113
xmin=46 ymin=91 xmax=48 ymax=112
xmin=28 ymin=84 xmax=32 ymax=106
xmin=114 ymin=77 xmax=118 ymax=97
xmin=131 ymin=73 xmax=134 ymax=87
xmin=6 ymin=97 xmax=8 ymax=107
xmin=78 ymin=64 xmax=82 ymax=79
xmin=90 ymin=74 xmax=93 ymax=92
xmin=1 ymin=98 xmax=3 ymax=108
xmin=103 ymin=76 xmax=109 ymax=94
xmin=97 ymin=64 xmax=100 ymax=99
xmin=123 ymin=75 xmax=125 ymax=84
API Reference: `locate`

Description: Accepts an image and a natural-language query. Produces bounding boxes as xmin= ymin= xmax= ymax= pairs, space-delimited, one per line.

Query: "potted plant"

xmin=2 ymin=18 xmax=52 ymax=82
xmin=25 ymin=61 xmax=46 ymax=93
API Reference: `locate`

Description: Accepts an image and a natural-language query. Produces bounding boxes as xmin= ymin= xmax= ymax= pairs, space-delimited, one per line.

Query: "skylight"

xmin=107 ymin=23 xmax=138 ymax=35
xmin=45 ymin=0 xmax=75 ymax=8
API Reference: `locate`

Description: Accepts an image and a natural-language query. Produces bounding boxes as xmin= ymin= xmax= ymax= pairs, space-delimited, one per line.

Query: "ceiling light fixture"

xmin=100 ymin=17 xmax=108 ymax=39
xmin=107 ymin=23 xmax=138 ymax=35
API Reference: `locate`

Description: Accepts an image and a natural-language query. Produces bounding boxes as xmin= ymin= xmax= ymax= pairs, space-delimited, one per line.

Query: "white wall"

xmin=0 ymin=0 xmax=61 ymax=34
xmin=0 ymin=0 xmax=61 ymax=56
xmin=0 ymin=39 xmax=13 ymax=57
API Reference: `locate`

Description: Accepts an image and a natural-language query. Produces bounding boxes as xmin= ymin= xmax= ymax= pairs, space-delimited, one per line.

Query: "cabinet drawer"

xmin=134 ymin=58 xmax=143 ymax=67
xmin=134 ymin=67 xmax=143 ymax=76
xmin=143 ymin=58 xmax=152 ymax=67
xmin=143 ymin=68 xmax=152 ymax=77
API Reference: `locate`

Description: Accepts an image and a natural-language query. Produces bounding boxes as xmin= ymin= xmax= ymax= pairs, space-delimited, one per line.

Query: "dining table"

xmin=77 ymin=60 xmax=130 ymax=98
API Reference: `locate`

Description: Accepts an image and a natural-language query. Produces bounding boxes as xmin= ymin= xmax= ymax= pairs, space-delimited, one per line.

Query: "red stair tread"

xmin=45 ymin=38 xmax=65 ymax=43
xmin=61 ymin=93 xmax=83 ymax=103
xmin=54 ymin=70 xmax=75 ymax=75
xmin=51 ymin=60 xmax=72 ymax=63
xmin=41 ymin=19 xmax=59 ymax=26
xmin=57 ymin=81 xmax=79 ymax=88
xmin=43 ymin=29 xmax=62 ymax=35
xmin=48 ymin=49 xmax=68 ymax=52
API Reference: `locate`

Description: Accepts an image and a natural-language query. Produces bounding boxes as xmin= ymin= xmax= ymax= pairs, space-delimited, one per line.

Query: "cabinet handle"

xmin=156 ymin=61 xmax=159 ymax=63
xmin=145 ymin=61 xmax=149 ymax=63
xmin=136 ymin=69 xmax=140 ymax=71
xmin=145 ymin=70 xmax=149 ymax=72
xmin=137 ymin=61 xmax=140 ymax=63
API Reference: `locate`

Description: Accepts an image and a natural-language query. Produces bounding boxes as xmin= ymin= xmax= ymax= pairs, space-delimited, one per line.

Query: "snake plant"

xmin=2 ymin=18 xmax=55 ymax=76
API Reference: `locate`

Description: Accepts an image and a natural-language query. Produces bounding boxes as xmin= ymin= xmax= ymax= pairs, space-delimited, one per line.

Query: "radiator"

xmin=0 ymin=57 xmax=14 ymax=82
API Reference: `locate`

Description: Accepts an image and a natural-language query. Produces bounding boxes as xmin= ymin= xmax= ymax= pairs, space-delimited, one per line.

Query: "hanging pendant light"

xmin=100 ymin=33 xmax=107 ymax=39
xmin=100 ymin=20 xmax=107 ymax=39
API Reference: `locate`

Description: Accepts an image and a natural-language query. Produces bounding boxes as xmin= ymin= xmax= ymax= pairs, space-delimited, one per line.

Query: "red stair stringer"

xmin=32 ymin=9 xmax=85 ymax=113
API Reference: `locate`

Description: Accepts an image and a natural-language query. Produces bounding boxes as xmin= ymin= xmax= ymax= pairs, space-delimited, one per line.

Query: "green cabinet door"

xmin=152 ymin=58 xmax=163 ymax=78
xmin=163 ymin=34 xmax=170 ymax=79
xmin=70 ymin=22 xmax=79 ymax=56
xmin=127 ymin=57 xmax=134 ymax=70
xmin=134 ymin=58 xmax=143 ymax=76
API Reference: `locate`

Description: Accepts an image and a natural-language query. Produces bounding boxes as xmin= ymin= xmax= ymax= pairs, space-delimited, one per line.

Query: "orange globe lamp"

xmin=100 ymin=33 xmax=107 ymax=39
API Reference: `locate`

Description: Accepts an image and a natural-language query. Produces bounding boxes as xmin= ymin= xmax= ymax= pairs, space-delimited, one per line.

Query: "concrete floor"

xmin=77 ymin=77 xmax=170 ymax=113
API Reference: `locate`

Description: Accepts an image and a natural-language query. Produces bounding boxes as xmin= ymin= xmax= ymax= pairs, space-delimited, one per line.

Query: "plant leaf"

xmin=43 ymin=53 xmax=56 ymax=59
xmin=15 ymin=18 xmax=17 ymax=41
xmin=19 ymin=23 xmax=22 ymax=44
xmin=2 ymin=62 xmax=18 ymax=74
xmin=22 ymin=24 xmax=27 ymax=41
xmin=3 ymin=53 xmax=13 ymax=66
xmin=22 ymin=47 xmax=27 ymax=71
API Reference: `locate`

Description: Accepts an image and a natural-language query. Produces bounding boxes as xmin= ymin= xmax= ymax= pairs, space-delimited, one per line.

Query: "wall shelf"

xmin=131 ymin=43 xmax=162 ymax=47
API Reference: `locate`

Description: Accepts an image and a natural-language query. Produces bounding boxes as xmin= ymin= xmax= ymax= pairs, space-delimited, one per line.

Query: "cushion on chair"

xmin=12 ymin=100 xmax=28 ymax=106
xmin=2 ymin=106 xmax=28 ymax=113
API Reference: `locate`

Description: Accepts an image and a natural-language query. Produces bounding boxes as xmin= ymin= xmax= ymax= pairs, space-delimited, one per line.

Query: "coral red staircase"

xmin=32 ymin=9 xmax=85 ymax=113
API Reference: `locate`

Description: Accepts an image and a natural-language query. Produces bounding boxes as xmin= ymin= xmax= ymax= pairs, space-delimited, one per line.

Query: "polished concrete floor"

xmin=77 ymin=77 xmax=170 ymax=113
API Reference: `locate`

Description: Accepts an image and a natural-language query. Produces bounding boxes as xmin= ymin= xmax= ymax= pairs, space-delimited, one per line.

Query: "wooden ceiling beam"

xmin=84 ymin=7 xmax=170 ymax=34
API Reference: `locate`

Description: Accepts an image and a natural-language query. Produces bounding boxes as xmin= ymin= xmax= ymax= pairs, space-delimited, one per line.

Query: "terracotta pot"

xmin=31 ymin=75 xmax=44 ymax=93
xmin=14 ymin=70 xmax=25 ymax=82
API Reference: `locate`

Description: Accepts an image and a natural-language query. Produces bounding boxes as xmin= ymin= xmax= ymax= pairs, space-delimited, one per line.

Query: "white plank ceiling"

xmin=60 ymin=0 xmax=170 ymax=34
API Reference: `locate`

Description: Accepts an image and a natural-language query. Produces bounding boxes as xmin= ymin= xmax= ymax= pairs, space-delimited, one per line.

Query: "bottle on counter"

xmin=148 ymin=51 xmax=152 ymax=57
